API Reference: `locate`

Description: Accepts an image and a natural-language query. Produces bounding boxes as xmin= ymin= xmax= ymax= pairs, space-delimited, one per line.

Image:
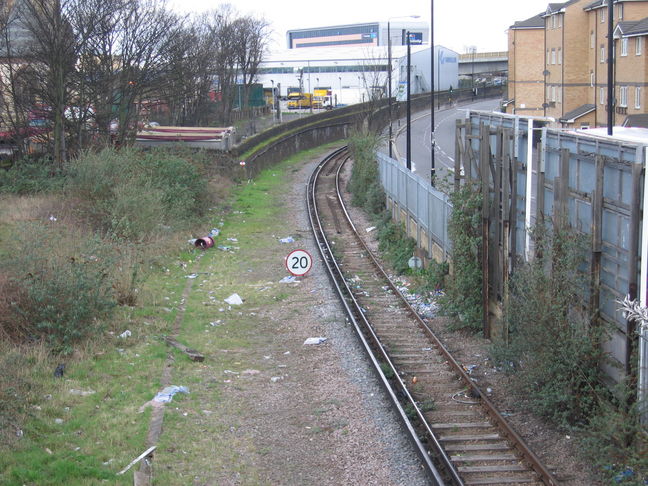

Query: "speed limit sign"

xmin=285 ymin=249 xmax=313 ymax=276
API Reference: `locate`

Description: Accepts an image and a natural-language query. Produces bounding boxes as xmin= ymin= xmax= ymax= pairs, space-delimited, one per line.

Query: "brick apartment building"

xmin=506 ymin=0 xmax=648 ymax=128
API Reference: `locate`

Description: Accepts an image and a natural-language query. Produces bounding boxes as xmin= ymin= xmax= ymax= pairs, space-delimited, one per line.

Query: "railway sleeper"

xmin=451 ymin=453 xmax=519 ymax=462
xmin=463 ymin=476 xmax=541 ymax=485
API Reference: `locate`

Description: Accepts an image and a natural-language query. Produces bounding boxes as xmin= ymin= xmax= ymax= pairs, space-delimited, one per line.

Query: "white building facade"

xmin=257 ymin=44 xmax=458 ymax=106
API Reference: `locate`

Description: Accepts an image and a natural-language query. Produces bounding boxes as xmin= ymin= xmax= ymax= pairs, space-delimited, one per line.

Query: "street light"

xmin=406 ymin=30 xmax=412 ymax=171
xmin=431 ymin=0 xmax=436 ymax=185
xmin=338 ymin=76 xmax=342 ymax=106
xmin=388 ymin=15 xmax=420 ymax=159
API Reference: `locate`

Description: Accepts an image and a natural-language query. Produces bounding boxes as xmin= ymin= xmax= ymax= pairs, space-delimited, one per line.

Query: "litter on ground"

xmin=153 ymin=385 xmax=189 ymax=403
xmin=303 ymin=337 xmax=327 ymax=345
xmin=224 ymin=293 xmax=243 ymax=305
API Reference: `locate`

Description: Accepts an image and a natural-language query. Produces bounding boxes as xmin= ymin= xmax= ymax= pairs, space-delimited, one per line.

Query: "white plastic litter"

xmin=119 ymin=330 xmax=132 ymax=338
xmin=303 ymin=337 xmax=327 ymax=345
xmin=224 ymin=293 xmax=243 ymax=305
xmin=280 ymin=276 xmax=299 ymax=283
xmin=279 ymin=237 xmax=294 ymax=244
xmin=366 ymin=226 xmax=376 ymax=233
xmin=153 ymin=385 xmax=189 ymax=403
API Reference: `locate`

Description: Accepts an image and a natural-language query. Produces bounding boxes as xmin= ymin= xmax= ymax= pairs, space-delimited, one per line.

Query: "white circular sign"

xmin=285 ymin=249 xmax=313 ymax=276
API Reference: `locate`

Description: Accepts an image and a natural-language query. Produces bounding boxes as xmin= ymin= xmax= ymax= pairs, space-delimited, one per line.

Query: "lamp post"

xmin=338 ymin=76 xmax=342 ymax=106
xmin=430 ymin=1 xmax=436 ymax=184
xmin=388 ymin=15 xmax=420 ymax=159
xmin=406 ymin=30 xmax=412 ymax=171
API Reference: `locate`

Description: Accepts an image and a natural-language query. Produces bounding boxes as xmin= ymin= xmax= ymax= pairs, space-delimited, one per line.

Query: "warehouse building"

xmin=256 ymin=44 xmax=458 ymax=106
xmin=286 ymin=20 xmax=429 ymax=49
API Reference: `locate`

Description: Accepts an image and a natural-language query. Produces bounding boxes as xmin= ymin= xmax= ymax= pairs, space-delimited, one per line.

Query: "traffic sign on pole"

xmin=285 ymin=249 xmax=313 ymax=276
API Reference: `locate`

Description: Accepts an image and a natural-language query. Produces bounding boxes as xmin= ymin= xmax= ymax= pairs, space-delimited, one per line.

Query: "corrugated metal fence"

xmin=379 ymin=110 xmax=648 ymax=416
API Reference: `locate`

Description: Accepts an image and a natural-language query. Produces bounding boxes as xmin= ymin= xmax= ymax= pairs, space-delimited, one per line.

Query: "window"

xmin=551 ymin=48 xmax=556 ymax=64
xmin=558 ymin=48 xmax=562 ymax=64
xmin=600 ymin=45 xmax=605 ymax=63
xmin=636 ymin=87 xmax=642 ymax=109
xmin=552 ymin=86 xmax=557 ymax=102
xmin=601 ymin=8 xmax=605 ymax=23
xmin=558 ymin=14 xmax=562 ymax=27
xmin=618 ymin=4 xmax=624 ymax=19
xmin=552 ymin=15 xmax=557 ymax=29
xmin=600 ymin=87 xmax=605 ymax=105
xmin=591 ymin=31 xmax=595 ymax=49
xmin=547 ymin=49 xmax=551 ymax=65
xmin=590 ymin=72 xmax=595 ymax=87
xmin=621 ymin=38 xmax=628 ymax=56
xmin=558 ymin=87 xmax=562 ymax=103
xmin=620 ymin=86 xmax=628 ymax=107
xmin=637 ymin=37 xmax=643 ymax=56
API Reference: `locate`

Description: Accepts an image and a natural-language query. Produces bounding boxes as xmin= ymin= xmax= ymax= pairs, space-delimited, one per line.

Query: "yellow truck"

xmin=287 ymin=93 xmax=322 ymax=110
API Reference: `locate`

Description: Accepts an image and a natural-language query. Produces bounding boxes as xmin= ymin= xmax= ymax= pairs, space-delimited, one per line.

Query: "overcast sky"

xmin=169 ymin=0 xmax=551 ymax=53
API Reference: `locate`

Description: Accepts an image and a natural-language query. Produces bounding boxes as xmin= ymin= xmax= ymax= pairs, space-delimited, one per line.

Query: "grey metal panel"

xmin=377 ymin=152 xmax=451 ymax=254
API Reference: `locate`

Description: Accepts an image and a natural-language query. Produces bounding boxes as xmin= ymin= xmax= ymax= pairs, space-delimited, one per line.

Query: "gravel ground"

xmin=274 ymin=149 xmax=431 ymax=485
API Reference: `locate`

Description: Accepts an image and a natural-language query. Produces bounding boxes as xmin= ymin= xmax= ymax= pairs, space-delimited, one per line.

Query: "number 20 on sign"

xmin=285 ymin=249 xmax=313 ymax=276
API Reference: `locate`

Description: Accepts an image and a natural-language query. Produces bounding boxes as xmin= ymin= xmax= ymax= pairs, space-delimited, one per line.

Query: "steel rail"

xmin=307 ymin=146 xmax=449 ymax=485
xmin=330 ymin=150 xmax=559 ymax=486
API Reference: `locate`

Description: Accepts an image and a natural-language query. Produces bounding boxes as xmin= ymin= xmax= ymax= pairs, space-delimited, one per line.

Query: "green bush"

xmin=495 ymin=222 xmax=608 ymax=427
xmin=578 ymin=382 xmax=648 ymax=484
xmin=417 ymin=260 xmax=449 ymax=293
xmin=438 ymin=182 xmax=483 ymax=332
xmin=0 ymin=158 xmax=65 ymax=194
xmin=5 ymin=223 xmax=116 ymax=353
xmin=66 ymin=147 xmax=208 ymax=240
xmin=347 ymin=131 xmax=384 ymax=215
xmin=377 ymin=212 xmax=416 ymax=274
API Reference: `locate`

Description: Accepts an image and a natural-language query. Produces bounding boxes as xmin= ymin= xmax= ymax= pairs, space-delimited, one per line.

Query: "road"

xmin=391 ymin=98 xmax=500 ymax=185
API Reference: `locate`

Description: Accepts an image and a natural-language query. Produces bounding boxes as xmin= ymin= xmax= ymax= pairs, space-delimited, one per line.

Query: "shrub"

xmin=417 ymin=259 xmax=449 ymax=293
xmin=578 ymin=382 xmax=648 ymax=484
xmin=347 ymin=131 xmax=384 ymax=215
xmin=377 ymin=212 xmax=416 ymax=274
xmin=66 ymin=147 xmax=208 ymax=240
xmin=4 ymin=223 xmax=116 ymax=353
xmin=0 ymin=158 xmax=65 ymax=195
xmin=495 ymin=222 xmax=609 ymax=427
xmin=438 ymin=181 xmax=483 ymax=332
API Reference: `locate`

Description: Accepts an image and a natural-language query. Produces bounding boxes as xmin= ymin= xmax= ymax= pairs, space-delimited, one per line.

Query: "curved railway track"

xmin=307 ymin=146 xmax=560 ymax=486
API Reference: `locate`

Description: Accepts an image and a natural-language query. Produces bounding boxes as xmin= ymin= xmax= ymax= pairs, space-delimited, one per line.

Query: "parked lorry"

xmin=287 ymin=92 xmax=322 ymax=110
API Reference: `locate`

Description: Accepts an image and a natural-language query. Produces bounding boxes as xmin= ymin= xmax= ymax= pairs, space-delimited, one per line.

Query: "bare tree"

xmin=0 ymin=1 xmax=35 ymax=157
xmin=160 ymin=16 xmax=219 ymax=126
xmin=14 ymin=0 xmax=79 ymax=165
xmin=78 ymin=0 xmax=182 ymax=146
xmin=233 ymin=14 xmax=269 ymax=112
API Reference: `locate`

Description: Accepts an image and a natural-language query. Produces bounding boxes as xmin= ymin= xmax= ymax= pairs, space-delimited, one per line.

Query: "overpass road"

xmin=390 ymin=98 xmax=500 ymax=185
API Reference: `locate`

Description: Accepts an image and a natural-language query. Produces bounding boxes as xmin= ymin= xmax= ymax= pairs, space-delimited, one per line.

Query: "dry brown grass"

xmin=0 ymin=273 xmax=30 ymax=342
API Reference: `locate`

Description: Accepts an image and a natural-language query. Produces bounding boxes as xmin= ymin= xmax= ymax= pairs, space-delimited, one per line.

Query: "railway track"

xmin=307 ymin=146 xmax=560 ymax=486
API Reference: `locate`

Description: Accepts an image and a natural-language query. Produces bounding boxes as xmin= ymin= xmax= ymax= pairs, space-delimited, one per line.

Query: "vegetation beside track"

xmin=0 ymin=145 xmax=240 ymax=484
